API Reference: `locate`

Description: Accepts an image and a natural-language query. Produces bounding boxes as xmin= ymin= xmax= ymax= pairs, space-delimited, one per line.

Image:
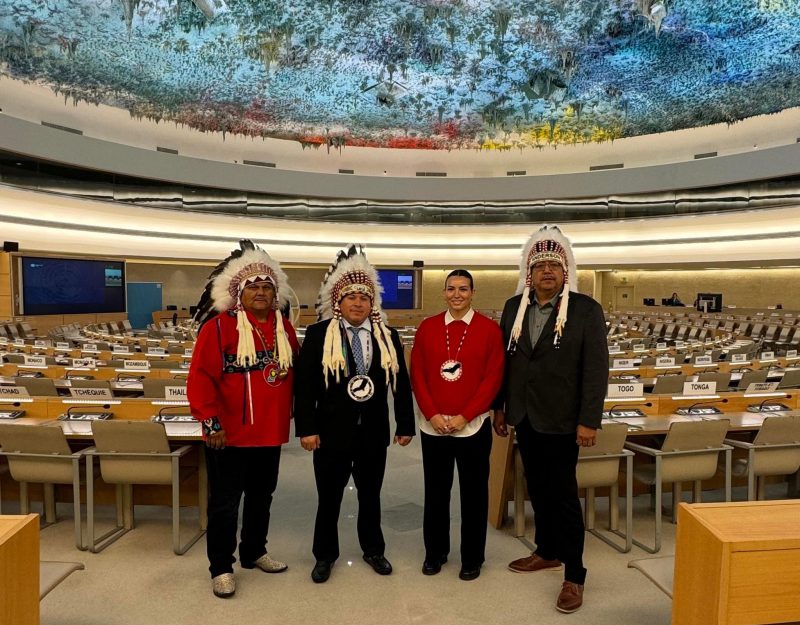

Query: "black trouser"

xmin=311 ymin=440 xmax=387 ymax=562
xmin=421 ymin=419 xmax=492 ymax=568
xmin=204 ymin=445 xmax=281 ymax=578
xmin=514 ymin=418 xmax=586 ymax=585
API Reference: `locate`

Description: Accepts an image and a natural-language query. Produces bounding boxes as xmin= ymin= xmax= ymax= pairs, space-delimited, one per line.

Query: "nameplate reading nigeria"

xmin=23 ymin=355 xmax=46 ymax=367
xmin=69 ymin=387 xmax=113 ymax=400
xmin=656 ymin=357 xmax=676 ymax=367
xmin=607 ymin=383 xmax=644 ymax=399
xmin=612 ymin=359 xmax=635 ymax=369
xmin=164 ymin=386 xmax=187 ymax=399
xmin=682 ymin=381 xmax=717 ymax=396
xmin=123 ymin=360 xmax=150 ymax=370
xmin=0 ymin=386 xmax=30 ymax=398
xmin=745 ymin=382 xmax=779 ymax=395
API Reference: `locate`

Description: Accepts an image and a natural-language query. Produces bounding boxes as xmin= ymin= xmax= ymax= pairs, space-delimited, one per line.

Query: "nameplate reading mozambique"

xmin=23 ymin=356 xmax=46 ymax=367
xmin=607 ymin=383 xmax=644 ymax=399
xmin=694 ymin=355 xmax=713 ymax=365
xmin=124 ymin=360 xmax=150 ymax=370
xmin=656 ymin=357 xmax=676 ymax=367
xmin=744 ymin=382 xmax=779 ymax=395
xmin=69 ymin=387 xmax=113 ymax=399
xmin=612 ymin=359 xmax=635 ymax=369
xmin=0 ymin=386 xmax=30 ymax=398
xmin=682 ymin=381 xmax=717 ymax=396
xmin=760 ymin=351 xmax=775 ymax=361
xmin=731 ymin=353 xmax=748 ymax=363
xmin=165 ymin=386 xmax=187 ymax=399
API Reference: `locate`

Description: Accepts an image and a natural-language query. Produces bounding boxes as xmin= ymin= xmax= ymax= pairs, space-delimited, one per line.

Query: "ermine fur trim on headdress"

xmin=316 ymin=244 xmax=398 ymax=389
xmin=509 ymin=225 xmax=577 ymax=351
xmin=195 ymin=241 xmax=293 ymax=370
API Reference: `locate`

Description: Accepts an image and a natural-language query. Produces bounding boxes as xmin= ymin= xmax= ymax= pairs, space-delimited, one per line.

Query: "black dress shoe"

xmin=459 ymin=566 xmax=481 ymax=581
xmin=422 ymin=556 xmax=447 ymax=575
xmin=311 ymin=560 xmax=333 ymax=583
xmin=362 ymin=554 xmax=393 ymax=575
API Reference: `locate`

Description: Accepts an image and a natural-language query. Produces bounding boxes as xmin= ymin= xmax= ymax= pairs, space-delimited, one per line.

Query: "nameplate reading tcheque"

xmin=682 ymin=381 xmax=717 ymax=396
xmin=69 ymin=387 xmax=113 ymax=399
xmin=165 ymin=386 xmax=188 ymax=399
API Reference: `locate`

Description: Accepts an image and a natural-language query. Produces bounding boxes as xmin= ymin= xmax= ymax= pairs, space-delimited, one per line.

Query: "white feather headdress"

xmin=316 ymin=245 xmax=398 ymax=389
xmin=509 ymin=225 xmax=577 ymax=352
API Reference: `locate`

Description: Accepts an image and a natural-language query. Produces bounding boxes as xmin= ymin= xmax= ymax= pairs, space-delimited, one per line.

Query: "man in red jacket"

xmin=411 ymin=269 xmax=505 ymax=581
xmin=188 ymin=241 xmax=299 ymax=599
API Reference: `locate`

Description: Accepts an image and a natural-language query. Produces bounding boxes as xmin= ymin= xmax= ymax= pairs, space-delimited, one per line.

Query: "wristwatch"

xmin=202 ymin=417 xmax=222 ymax=437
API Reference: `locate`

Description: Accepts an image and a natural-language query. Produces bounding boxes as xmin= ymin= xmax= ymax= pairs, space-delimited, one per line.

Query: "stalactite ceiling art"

xmin=1 ymin=1 xmax=799 ymax=151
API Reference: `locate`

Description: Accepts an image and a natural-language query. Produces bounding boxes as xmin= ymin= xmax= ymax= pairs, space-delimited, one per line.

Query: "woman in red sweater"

xmin=410 ymin=269 xmax=505 ymax=581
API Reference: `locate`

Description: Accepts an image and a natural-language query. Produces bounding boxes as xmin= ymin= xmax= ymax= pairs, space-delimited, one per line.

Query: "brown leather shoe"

xmin=556 ymin=581 xmax=584 ymax=613
xmin=507 ymin=553 xmax=563 ymax=573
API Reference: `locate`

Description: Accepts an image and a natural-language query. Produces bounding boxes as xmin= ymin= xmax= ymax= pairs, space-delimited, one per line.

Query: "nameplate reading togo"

xmin=633 ymin=344 xmax=646 ymax=352
xmin=55 ymin=342 xmax=71 ymax=350
xmin=123 ymin=360 xmax=150 ymax=370
xmin=23 ymin=356 xmax=46 ymax=367
xmin=69 ymin=387 xmax=113 ymax=399
xmin=0 ymin=386 xmax=30 ymax=398
xmin=683 ymin=381 xmax=717 ymax=396
xmin=656 ymin=357 xmax=676 ymax=367
xmin=607 ymin=383 xmax=644 ymax=399
xmin=72 ymin=358 xmax=96 ymax=368
xmin=787 ymin=350 xmax=799 ymax=358
xmin=731 ymin=353 xmax=748 ymax=363
xmin=760 ymin=351 xmax=775 ymax=361
xmin=745 ymin=382 xmax=779 ymax=395
xmin=165 ymin=386 xmax=187 ymax=399
xmin=694 ymin=355 xmax=713 ymax=365
xmin=612 ymin=359 xmax=635 ymax=369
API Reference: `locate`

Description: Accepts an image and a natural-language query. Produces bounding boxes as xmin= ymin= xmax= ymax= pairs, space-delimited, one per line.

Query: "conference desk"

xmin=0 ymin=514 xmax=39 ymax=625
xmin=487 ymin=405 xmax=800 ymax=530
xmin=0 ymin=363 xmax=189 ymax=381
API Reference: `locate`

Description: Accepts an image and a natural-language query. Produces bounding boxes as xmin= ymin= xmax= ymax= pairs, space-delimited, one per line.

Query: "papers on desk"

xmin=115 ymin=380 xmax=143 ymax=388
xmin=58 ymin=420 xmax=94 ymax=435
xmin=152 ymin=414 xmax=194 ymax=423
xmin=58 ymin=412 xmax=113 ymax=421
xmin=162 ymin=422 xmax=202 ymax=437
xmin=0 ymin=410 xmax=25 ymax=419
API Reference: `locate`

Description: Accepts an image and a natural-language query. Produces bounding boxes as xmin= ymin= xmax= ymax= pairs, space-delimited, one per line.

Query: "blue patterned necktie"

xmin=350 ymin=327 xmax=367 ymax=375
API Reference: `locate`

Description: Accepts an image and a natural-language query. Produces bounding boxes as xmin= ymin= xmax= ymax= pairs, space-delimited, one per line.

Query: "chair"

xmin=67 ymin=380 xmax=112 ymax=391
xmin=650 ymin=374 xmax=687 ymax=395
xmin=141 ymin=379 xmax=187 ymax=399
xmin=40 ymin=561 xmax=85 ymax=599
xmin=725 ymin=415 xmax=800 ymax=500
xmin=576 ymin=422 xmax=633 ymax=552
xmin=777 ymin=368 xmax=800 ymax=389
xmin=0 ymin=424 xmax=88 ymax=549
xmin=625 ymin=420 xmax=732 ymax=553
xmin=13 ymin=377 xmax=59 ymax=397
xmin=697 ymin=371 xmax=732 ymax=391
xmin=735 ymin=369 xmax=768 ymax=390
xmin=627 ymin=556 xmax=674 ymax=598
xmin=86 ymin=420 xmax=206 ymax=554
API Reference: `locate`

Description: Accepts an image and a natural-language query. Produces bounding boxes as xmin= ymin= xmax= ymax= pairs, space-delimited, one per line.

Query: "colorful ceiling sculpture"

xmin=1 ymin=1 xmax=799 ymax=151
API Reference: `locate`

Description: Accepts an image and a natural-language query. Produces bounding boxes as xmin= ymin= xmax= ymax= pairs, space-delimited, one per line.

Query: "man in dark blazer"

xmin=294 ymin=245 xmax=415 ymax=584
xmin=493 ymin=226 xmax=608 ymax=614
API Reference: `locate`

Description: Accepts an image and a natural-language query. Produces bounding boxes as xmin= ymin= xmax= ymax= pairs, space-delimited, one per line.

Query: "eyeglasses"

xmin=532 ymin=261 xmax=563 ymax=271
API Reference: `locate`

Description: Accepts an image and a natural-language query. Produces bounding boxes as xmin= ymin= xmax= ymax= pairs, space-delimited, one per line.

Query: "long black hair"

xmin=445 ymin=269 xmax=474 ymax=289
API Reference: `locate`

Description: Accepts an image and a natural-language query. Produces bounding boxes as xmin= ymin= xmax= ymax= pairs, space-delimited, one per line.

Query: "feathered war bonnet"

xmin=193 ymin=240 xmax=293 ymax=370
xmin=509 ymin=225 xmax=577 ymax=351
xmin=316 ymin=244 xmax=399 ymax=388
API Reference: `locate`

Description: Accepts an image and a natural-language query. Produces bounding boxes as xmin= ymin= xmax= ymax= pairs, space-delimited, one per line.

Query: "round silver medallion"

xmin=440 ymin=359 xmax=463 ymax=382
xmin=347 ymin=374 xmax=375 ymax=402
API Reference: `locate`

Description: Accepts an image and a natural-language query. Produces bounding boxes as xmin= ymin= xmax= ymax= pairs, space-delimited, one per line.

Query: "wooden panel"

xmin=728 ymin=550 xmax=800 ymax=625
xmin=0 ymin=514 xmax=39 ymax=625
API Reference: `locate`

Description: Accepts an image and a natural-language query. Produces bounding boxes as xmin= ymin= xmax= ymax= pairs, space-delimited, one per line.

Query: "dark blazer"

xmin=294 ymin=319 xmax=415 ymax=450
xmin=494 ymin=290 xmax=608 ymax=434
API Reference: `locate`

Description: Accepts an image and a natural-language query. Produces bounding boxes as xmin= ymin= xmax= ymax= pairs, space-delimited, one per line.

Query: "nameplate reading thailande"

xmin=165 ymin=386 xmax=187 ymax=399
xmin=607 ymin=383 xmax=644 ymax=399
xmin=612 ymin=359 xmax=635 ymax=369
xmin=0 ymin=386 xmax=30 ymax=398
xmin=69 ymin=387 xmax=113 ymax=400
xmin=682 ymin=381 xmax=717 ymax=396
xmin=123 ymin=360 xmax=150 ymax=370
xmin=23 ymin=355 xmax=46 ymax=367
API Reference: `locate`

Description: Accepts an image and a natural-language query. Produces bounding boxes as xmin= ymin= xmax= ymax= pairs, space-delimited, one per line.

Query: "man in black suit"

xmin=294 ymin=245 xmax=415 ymax=583
xmin=493 ymin=226 xmax=608 ymax=614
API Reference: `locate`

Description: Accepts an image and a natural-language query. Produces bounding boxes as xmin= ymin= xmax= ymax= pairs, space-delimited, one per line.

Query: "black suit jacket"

xmin=294 ymin=319 xmax=415 ymax=450
xmin=494 ymin=290 xmax=608 ymax=434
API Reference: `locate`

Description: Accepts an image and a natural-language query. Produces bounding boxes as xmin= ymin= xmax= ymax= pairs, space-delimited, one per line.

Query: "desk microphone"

xmin=157 ymin=405 xmax=192 ymax=419
xmin=66 ymin=404 xmax=111 ymax=419
xmin=116 ymin=373 xmax=145 ymax=381
xmin=683 ymin=397 xmax=728 ymax=415
xmin=606 ymin=402 xmax=653 ymax=414
xmin=753 ymin=394 xmax=791 ymax=413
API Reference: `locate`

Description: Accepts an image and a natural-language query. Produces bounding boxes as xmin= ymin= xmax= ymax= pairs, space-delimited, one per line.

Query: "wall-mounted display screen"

xmin=18 ymin=256 xmax=126 ymax=315
xmin=377 ymin=269 xmax=419 ymax=310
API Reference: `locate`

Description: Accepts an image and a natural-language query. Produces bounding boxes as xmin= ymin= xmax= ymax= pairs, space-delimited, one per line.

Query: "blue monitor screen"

xmin=21 ymin=256 xmax=126 ymax=315
xmin=377 ymin=269 xmax=417 ymax=309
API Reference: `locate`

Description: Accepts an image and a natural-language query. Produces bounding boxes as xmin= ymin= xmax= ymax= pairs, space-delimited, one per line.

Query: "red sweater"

xmin=188 ymin=309 xmax=299 ymax=447
xmin=411 ymin=310 xmax=505 ymax=421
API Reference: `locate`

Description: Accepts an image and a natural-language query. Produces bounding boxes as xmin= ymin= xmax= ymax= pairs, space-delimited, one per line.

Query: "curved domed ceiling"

xmin=1 ymin=1 xmax=799 ymax=152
